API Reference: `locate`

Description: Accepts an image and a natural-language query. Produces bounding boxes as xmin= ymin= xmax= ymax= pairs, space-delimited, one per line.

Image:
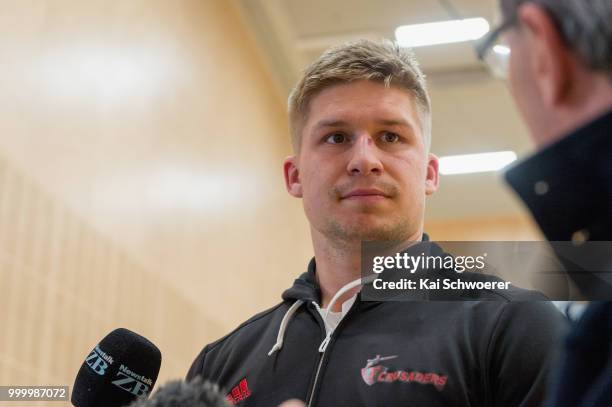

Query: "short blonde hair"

xmin=288 ymin=39 xmax=432 ymax=152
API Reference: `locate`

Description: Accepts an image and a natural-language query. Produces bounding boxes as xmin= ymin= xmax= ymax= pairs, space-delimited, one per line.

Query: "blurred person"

xmin=187 ymin=39 xmax=566 ymax=406
xmin=125 ymin=377 xmax=306 ymax=407
xmin=127 ymin=377 xmax=228 ymax=407
xmin=478 ymin=0 xmax=612 ymax=405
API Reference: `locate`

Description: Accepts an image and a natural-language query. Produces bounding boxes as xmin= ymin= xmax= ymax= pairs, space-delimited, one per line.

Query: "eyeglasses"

xmin=475 ymin=16 xmax=517 ymax=79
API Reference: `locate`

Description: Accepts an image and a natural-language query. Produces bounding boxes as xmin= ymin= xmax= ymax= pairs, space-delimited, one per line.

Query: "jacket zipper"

xmin=306 ymin=297 xmax=360 ymax=407
xmin=306 ymin=347 xmax=326 ymax=407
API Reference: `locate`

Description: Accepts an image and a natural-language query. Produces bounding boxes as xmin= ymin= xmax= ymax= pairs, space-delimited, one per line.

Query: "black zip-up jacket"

xmin=187 ymin=240 xmax=567 ymax=406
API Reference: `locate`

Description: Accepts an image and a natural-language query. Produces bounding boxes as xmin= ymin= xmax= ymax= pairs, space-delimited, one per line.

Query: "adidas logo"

xmin=226 ymin=378 xmax=251 ymax=405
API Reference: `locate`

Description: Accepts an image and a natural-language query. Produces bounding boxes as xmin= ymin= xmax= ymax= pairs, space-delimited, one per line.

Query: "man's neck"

xmin=535 ymin=73 xmax=612 ymax=149
xmin=311 ymin=227 xmax=423 ymax=311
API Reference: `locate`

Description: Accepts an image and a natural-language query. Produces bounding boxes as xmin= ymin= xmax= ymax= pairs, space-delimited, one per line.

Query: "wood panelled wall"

xmin=0 ymin=153 xmax=220 ymax=404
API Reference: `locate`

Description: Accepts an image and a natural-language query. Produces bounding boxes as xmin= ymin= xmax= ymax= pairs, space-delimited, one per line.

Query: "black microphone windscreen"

xmin=71 ymin=328 xmax=162 ymax=407
xmin=126 ymin=377 xmax=229 ymax=407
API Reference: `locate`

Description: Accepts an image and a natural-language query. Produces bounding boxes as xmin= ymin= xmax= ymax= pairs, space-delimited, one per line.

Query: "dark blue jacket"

xmin=506 ymin=109 xmax=612 ymax=407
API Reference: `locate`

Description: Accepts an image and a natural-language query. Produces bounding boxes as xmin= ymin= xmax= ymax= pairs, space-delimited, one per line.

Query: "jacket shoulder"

xmin=483 ymin=282 xmax=551 ymax=302
xmin=186 ymin=301 xmax=287 ymax=380
xmin=484 ymin=298 xmax=568 ymax=405
xmin=209 ymin=302 xmax=286 ymax=352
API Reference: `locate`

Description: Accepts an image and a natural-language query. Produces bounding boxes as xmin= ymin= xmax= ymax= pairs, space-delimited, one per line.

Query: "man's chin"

xmin=327 ymin=218 xmax=411 ymax=243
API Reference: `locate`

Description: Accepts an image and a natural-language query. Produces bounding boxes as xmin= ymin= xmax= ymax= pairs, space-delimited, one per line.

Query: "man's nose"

xmin=346 ymin=134 xmax=383 ymax=176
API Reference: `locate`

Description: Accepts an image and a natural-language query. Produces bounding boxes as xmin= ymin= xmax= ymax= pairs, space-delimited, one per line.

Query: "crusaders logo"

xmin=360 ymin=355 xmax=448 ymax=391
xmin=361 ymin=355 xmax=398 ymax=385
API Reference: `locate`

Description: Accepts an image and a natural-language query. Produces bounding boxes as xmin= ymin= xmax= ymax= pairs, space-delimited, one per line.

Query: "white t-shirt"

xmin=317 ymin=295 xmax=357 ymax=334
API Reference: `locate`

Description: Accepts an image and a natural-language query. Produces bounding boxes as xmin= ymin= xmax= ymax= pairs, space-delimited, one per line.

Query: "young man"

xmin=188 ymin=40 xmax=566 ymax=406
xmin=478 ymin=0 xmax=612 ymax=404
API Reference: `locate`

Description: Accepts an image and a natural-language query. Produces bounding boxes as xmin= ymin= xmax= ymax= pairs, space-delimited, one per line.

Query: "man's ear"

xmin=519 ymin=3 xmax=572 ymax=106
xmin=425 ymin=153 xmax=440 ymax=196
xmin=283 ymin=156 xmax=303 ymax=198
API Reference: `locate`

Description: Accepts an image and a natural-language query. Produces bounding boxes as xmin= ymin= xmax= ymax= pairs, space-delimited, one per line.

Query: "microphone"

xmin=126 ymin=377 xmax=229 ymax=407
xmin=71 ymin=328 xmax=162 ymax=407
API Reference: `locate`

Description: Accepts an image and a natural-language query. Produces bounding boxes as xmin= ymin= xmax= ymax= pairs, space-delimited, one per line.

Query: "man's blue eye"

xmin=326 ymin=133 xmax=347 ymax=144
xmin=381 ymin=132 xmax=400 ymax=143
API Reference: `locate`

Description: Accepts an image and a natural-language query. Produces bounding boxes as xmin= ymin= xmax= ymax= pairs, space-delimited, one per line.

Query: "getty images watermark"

xmin=370 ymin=250 xmax=511 ymax=291
xmin=360 ymin=241 xmax=612 ymax=301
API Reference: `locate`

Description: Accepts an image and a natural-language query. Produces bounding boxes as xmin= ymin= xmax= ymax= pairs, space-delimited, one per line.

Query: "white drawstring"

xmin=267 ymin=300 xmax=304 ymax=356
xmin=322 ymin=277 xmax=363 ymax=327
xmin=268 ymin=274 xmax=377 ymax=355
xmin=318 ymin=274 xmax=377 ymax=353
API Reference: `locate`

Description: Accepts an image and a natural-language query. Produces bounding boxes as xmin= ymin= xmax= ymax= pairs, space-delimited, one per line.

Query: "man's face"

xmin=284 ymin=80 xmax=439 ymax=244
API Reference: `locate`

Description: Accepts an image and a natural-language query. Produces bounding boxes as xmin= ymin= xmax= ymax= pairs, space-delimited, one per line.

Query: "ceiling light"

xmin=439 ymin=151 xmax=517 ymax=175
xmin=493 ymin=45 xmax=511 ymax=55
xmin=395 ymin=17 xmax=490 ymax=48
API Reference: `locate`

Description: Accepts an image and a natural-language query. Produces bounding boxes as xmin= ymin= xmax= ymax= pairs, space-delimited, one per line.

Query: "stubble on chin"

xmin=321 ymin=182 xmax=420 ymax=247
xmin=325 ymin=216 xmax=412 ymax=245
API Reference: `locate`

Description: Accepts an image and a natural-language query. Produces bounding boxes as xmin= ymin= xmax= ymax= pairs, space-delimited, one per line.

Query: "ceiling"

xmin=233 ymin=0 xmax=535 ymax=221
xmin=235 ymin=0 xmax=502 ymax=91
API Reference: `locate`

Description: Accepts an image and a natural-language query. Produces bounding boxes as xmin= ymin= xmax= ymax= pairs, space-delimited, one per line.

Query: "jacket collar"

xmin=505 ymin=108 xmax=612 ymax=241
xmin=281 ymin=233 xmax=433 ymax=303
xmin=281 ymin=257 xmax=321 ymax=303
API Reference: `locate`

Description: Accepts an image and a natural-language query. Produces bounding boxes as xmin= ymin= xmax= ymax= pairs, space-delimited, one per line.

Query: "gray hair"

xmin=501 ymin=0 xmax=612 ymax=75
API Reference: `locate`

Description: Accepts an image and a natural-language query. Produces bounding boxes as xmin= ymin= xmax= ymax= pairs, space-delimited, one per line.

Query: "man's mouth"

xmin=341 ymin=188 xmax=389 ymax=201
